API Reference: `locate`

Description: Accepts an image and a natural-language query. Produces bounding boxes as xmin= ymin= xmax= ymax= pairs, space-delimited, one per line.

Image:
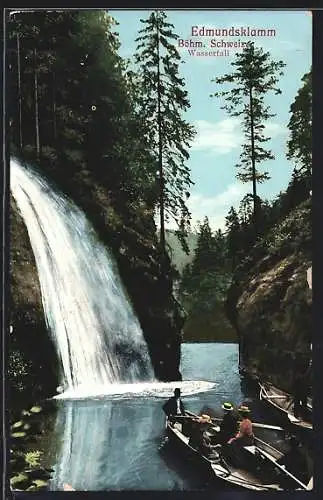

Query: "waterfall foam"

xmin=53 ymin=380 xmax=217 ymax=400
xmin=10 ymin=157 xmax=154 ymax=389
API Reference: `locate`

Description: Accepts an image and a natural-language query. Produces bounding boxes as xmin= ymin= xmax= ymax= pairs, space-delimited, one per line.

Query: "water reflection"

xmin=49 ymin=399 xmax=194 ymax=490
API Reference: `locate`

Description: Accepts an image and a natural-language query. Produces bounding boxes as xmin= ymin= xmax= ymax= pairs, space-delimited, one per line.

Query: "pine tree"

xmin=134 ymin=10 xmax=195 ymax=256
xmin=191 ymin=217 xmax=216 ymax=276
xmin=211 ymin=42 xmax=285 ymax=238
xmin=225 ymin=207 xmax=240 ymax=270
xmin=238 ymin=194 xmax=254 ymax=225
xmin=287 ymin=71 xmax=312 ymax=188
xmin=180 ymin=217 xmax=232 ymax=317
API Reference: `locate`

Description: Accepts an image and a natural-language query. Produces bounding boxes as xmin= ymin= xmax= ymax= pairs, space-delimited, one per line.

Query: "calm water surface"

xmin=43 ymin=343 xmax=292 ymax=491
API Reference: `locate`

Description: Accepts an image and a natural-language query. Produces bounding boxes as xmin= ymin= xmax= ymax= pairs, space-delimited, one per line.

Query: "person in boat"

xmin=162 ymin=388 xmax=185 ymax=418
xmin=293 ymin=355 xmax=311 ymax=419
xmin=216 ymin=402 xmax=239 ymax=445
xmin=277 ymin=435 xmax=310 ymax=485
xmin=188 ymin=414 xmax=218 ymax=457
xmin=228 ymin=405 xmax=254 ymax=447
xmin=188 ymin=415 xmax=208 ymax=449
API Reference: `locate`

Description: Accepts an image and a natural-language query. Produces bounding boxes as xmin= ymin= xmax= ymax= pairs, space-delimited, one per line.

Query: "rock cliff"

xmin=10 ymin=197 xmax=59 ymax=404
xmin=226 ymin=199 xmax=312 ymax=393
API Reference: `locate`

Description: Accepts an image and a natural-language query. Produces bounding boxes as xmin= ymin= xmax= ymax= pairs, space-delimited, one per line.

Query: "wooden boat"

xmin=259 ymin=382 xmax=312 ymax=433
xmin=165 ymin=413 xmax=312 ymax=491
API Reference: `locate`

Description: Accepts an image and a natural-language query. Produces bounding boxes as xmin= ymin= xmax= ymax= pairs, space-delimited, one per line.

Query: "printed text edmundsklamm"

xmin=191 ymin=26 xmax=276 ymax=37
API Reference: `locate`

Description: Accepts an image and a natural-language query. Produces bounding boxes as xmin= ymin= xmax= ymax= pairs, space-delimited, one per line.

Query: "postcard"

xmin=6 ymin=8 xmax=312 ymax=494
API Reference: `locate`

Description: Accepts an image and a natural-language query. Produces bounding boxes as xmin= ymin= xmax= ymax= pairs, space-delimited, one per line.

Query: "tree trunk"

xmin=156 ymin=10 xmax=166 ymax=256
xmin=249 ymin=85 xmax=258 ymax=238
xmin=33 ymin=47 xmax=40 ymax=159
xmin=17 ymin=33 xmax=23 ymax=151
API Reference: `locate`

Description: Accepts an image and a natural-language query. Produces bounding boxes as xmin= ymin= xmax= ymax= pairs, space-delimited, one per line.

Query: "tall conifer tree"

xmin=211 ymin=42 xmax=285 ymax=238
xmin=134 ymin=10 xmax=195 ymax=255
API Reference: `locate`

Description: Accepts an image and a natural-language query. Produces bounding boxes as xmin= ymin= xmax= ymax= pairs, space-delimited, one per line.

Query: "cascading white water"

xmin=10 ymin=157 xmax=155 ymax=390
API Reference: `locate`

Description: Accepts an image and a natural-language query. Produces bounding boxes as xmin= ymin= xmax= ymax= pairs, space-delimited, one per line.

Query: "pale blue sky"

xmin=111 ymin=9 xmax=312 ymax=230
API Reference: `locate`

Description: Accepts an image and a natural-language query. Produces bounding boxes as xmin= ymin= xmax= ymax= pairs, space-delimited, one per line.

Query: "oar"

xmin=252 ymin=422 xmax=285 ymax=432
xmin=170 ymin=414 xmax=197 ymax=419
xmin=256 ymin=448 xmax=308 ymax=490
xmin=265 ymin=395 xmax=287 ymax=400
xmin=185 ymin=410 xmax=285 ymax=432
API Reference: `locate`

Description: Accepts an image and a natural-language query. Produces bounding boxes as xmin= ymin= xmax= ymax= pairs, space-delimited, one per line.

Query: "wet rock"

xmin=226 ymin=200 xmax=312 ymax=393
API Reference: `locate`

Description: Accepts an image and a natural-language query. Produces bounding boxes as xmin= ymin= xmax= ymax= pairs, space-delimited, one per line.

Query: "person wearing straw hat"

xmin=228 ymin=405 xmax=254 ymax=447
xmin=197 ymin=414 xmax=212 ymax=424
xmin=217 ymin=402 xmax=239 ymax=445
xmin=189 ymin=414 xmax=218 ymax=457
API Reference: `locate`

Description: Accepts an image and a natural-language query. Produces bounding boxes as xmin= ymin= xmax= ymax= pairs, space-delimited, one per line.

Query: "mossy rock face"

xmin=227 ymin=201 xmax=312 ymax=393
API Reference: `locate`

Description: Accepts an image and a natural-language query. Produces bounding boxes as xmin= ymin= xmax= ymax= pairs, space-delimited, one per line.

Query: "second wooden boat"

xmin=259 ymin=381 xmax=312 ymax=433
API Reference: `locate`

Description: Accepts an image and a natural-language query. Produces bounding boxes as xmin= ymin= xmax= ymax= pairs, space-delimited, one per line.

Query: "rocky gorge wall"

xmin=10 ymin=197 xmax=59 ymax=404
xmin=226 ymin=199 xmax=312 ymax=393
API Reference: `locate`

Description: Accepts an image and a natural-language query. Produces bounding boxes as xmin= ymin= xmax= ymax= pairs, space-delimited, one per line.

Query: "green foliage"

xmin=10 ymin=405 xmax=54 ymax=491
xmin=30 ymin=406 xmax=42 ymax=413
xmin=287 ymin=71 xmax=312 ymax=180
xmin=211 ymin=42 xmax=285 ymax=235
xmin=225 ymin=207 xmax=240 ymax=268
xmin=25 ymin=450 xmax=42 ymax=467
xmin=263 ymin=200 xmax=311 ymax=256
xmin=8 ymin=347 xmax=33 ymax=395
xmin=8 ymin=10 xmax=158 ymax=213
xmin=180 ymin=217 xmax=233 ymax=339
xmin=134 ymin=10 xmax=196 ymax=251
xmin=221 ymin=62 xmax=311 ymax=279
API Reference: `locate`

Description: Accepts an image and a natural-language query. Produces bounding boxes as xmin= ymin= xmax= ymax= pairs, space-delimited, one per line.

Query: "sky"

xmin=111 ymin=9 xmax=312 ymax=231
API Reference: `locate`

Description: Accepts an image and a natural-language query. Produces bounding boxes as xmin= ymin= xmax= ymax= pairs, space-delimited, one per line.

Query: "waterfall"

xmin=10 ymin=157 xmax=154 ymax=390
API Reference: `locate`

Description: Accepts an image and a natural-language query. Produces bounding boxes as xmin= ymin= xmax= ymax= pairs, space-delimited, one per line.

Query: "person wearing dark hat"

xmin=228 ymin=405 xmax=254 ymax=447
xmin=216 ymin=402 xmax=239 ymax=445
xmin=163 ymin=388 xmax=185 ymax=417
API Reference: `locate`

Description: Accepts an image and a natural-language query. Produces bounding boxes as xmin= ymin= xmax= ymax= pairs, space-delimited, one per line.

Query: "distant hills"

xmin=165 ymin=229 xmax=198 ymax=274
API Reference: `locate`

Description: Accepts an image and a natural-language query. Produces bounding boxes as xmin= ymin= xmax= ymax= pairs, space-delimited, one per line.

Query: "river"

xmin=39 ymin=343 xmax=307 ymax=491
